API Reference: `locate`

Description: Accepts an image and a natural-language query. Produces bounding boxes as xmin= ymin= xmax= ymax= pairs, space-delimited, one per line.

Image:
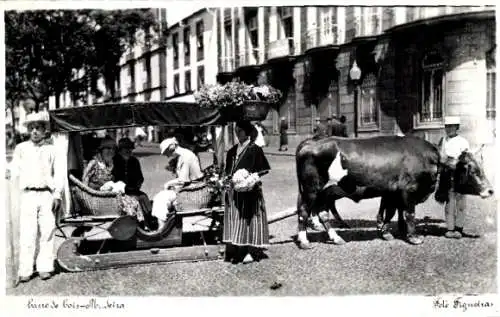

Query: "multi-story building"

xmin=165 ymin=8 xmax=219 ymax=97
xmin=119 ymin=8 xmax=168 ymax=104
xmin=216 ymin=6 xmax=496 ymax=152
xmin=49 ymin=8 xmax=168 ymax=110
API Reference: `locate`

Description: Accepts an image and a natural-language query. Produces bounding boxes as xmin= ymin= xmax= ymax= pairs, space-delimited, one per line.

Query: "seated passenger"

xmin=82 ymin=137 xmax=143 ymax=222
xmin=152 ymin=137 xmax=204 ymax=228
xmin=113 ymin=138 xmax=155 ymax=228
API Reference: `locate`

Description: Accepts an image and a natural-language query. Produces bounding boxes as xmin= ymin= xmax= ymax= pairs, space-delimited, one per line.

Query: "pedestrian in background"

xmin=331 ymin=115 xmax=348 ymax=137
xmin=279 ymin=117 xmax=288 ymax=151
xmin=326 ymin=117 xmax=334 ymax=137
xmin=313 ymin=117 xmax=328 ymax=140
xmin=253 ymin=122 xmax=268 ymax=147
xmin=7 ymin=111 xmax=63 ymax=283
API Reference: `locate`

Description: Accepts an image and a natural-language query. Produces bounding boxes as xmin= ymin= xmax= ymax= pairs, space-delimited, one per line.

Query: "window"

xmin=487 ymin=70 xmax=495 ymax=119
xmin=279 ymin=7 xmax=293 ymax=39
xmin=320 ymin=7 xmax=338 ymax=44
xmin=419 ymin=51 xmax=444 ymax=124
xmin=359 ymin=73 xmax=379 ymax=128
xmin=382 ymin=8 xmax=395 ymax=30
xmin=196 ymin=20 xmax=204 ymax=61
xmin=127 ymin=62 xmax=135 ymax=95
xmin=486 ymin=47 xmax=496 ymax=119
xmin=142 ymin=56 xmax=151 ymax=91
xmin=246 ymin=14 xmax=258 ymax=47
xmin=197 ymin=66 xmax=205 ymax=90
xmin=365 ymin=7 xmax=381 ymax=36
xmin=223 ymin=24 xmax=233 ymax=71
xmin=185 ymin=70 xmax=191 ymax=92
xmin=173 ymin=33 xmax=179 ymax=69
xmin=184 ymin=27 xmax=191 ymax=66
xmin=174 ymin=74 xmax=180 ymax=94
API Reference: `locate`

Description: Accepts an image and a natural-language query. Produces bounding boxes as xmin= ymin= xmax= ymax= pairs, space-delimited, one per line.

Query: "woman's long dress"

xmin=82 ymin=157 xmax=143 ymax=221
xmin=223 ymin=143 xmax=271 ymax=248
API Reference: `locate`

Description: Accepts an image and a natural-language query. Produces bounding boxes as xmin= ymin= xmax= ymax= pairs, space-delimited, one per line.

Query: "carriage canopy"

xmin=48 ymin=101 xmax=226 ymax=133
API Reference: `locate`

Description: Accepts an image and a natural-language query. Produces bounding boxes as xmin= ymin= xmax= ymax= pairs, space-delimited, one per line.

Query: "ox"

xmin=296 ymin=135 xmax=493 ymax=249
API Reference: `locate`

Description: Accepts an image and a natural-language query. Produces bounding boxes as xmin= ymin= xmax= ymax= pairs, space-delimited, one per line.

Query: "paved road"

xmin=5 ymin=147 xmax=497 ymax=296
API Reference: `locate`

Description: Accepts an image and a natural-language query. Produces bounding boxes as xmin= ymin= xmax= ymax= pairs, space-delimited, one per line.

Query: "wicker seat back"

xmin=176 ymin=181 xmax=213 ymax=210
xmin=68 ymin=174 xmax=122 ymax=216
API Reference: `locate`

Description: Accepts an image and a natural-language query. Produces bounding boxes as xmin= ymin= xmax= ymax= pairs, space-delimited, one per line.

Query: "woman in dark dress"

xmin=223 ymin=120 xmax=271 ymax=264
xmin=112 ymin=138 xmax=156 ymax=229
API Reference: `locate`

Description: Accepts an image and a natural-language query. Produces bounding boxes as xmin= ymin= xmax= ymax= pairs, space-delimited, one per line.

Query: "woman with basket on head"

xmin=224 ymin=120 xmax=271 ymax=264
xmin=82 ymin=137 xmax=144 ymax=223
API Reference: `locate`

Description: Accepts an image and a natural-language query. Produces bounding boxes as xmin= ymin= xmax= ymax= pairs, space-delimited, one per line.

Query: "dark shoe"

xmin=445 ymin=230 xmax=462 ymax=239
xmin=39 ymin=272 xmax=52 ymax=280
xmin=250 ymin=249 xmax=269 ymax=262
xmin=18 ymin=275 xmax=31 ymax=283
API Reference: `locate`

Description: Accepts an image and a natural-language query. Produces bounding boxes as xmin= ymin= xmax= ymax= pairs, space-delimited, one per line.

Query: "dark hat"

xmin=98 ymin=137 xmax=117 ymax=150
xmin=118 ymin=137 xmax=135 ymax=150
xmin=236 ymin=120 xmax=255 ymax=136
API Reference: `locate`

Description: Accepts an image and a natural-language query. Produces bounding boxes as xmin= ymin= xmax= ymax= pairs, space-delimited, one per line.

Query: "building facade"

xmin=118 ymin=8 xmax=168 ymax=104
xmin=165 ymin=8 xmax=219 ymax=97
xmin=215 ymin=6 xmax=496 ymax=151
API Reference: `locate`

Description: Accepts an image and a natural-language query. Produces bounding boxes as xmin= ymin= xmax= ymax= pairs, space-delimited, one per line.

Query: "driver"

xmin=152 ymin=137 xmax=204 ymax=227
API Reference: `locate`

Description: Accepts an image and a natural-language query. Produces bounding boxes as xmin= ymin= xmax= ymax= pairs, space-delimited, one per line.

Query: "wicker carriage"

xmin=49 ymin=99 xmax=232 ymax=272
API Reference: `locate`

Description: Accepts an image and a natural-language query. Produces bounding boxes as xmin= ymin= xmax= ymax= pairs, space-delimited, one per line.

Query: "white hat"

xmin=23 ymin=111 xmax=50 ymax=127
xmin=160 ymin=137 xmax=178 ymax=155
xmin=444 ymin=116 xmax=461 ymax=125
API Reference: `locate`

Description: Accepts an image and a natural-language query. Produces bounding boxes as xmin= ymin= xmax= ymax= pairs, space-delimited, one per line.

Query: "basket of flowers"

xmin=194 ymin=81 xmax=282 ymax=121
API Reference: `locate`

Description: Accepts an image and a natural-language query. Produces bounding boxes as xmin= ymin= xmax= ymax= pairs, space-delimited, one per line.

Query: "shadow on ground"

xmin=281 ymin=217 xmax=448 ymax=245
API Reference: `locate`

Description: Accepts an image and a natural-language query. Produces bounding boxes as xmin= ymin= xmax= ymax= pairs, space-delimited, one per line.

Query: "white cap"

xmin=444 ymin=116 xmax=461 ymax=125
xmin=160 ymin=137 xmax=178 ymax=154
xmin=24 ymin=111 xmax=50 ymax=126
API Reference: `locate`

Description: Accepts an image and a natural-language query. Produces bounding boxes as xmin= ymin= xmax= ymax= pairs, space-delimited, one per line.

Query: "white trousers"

xmin=151 ymin=189 xmax=177 ymax=221
xmin=18 ymin=191 xmax=55 ymax=277
xmin=444 ymin=190 xmax=466 ymax=231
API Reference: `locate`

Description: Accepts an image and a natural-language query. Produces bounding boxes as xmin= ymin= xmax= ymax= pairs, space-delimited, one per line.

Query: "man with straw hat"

xmin=436 ymin=116 xmax=477 ymax=239
xmin=152 ymin=137 xmax=203 ymax=228
xmin=7 ymin=111 xmax=63 ymax=283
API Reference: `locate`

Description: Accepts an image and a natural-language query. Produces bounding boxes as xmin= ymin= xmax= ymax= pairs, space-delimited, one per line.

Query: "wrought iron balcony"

xmin=267 ymin=37 xmax=298 ymax=60
xmin=219 ymin=56 xmax=234 ymax=72
xmin=304 ymin=23 xmax=341 ymax=50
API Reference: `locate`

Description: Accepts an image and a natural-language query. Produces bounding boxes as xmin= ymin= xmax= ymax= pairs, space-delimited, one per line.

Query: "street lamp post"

xmin=349 ymin=60 xmax=362 ymax=138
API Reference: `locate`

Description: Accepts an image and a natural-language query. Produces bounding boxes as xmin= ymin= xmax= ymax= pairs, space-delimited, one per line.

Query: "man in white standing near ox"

xmin=7 ymin=111 xmax=63 ymax=283
xmin=438 ymin=116 xmax=477 ymax=239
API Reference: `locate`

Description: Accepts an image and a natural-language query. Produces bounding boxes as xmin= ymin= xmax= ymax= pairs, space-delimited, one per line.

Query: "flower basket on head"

xmin=241 ymin=101 xmax=272 ymax=121
xmin=194 ymin=81 xmax=282 ymax=121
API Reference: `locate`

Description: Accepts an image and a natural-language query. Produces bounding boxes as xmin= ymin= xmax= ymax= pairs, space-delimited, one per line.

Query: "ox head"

xmin=454 ymin=150 xmax=494 ymax=198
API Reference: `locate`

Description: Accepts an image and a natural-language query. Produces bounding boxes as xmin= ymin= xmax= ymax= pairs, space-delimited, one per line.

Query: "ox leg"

xmin=297 ymin=194 xmax=314 ymax=250
xmin=380 ymin=206 xmax=397 ymax=241
xmin=329 ymin=202 xmax=350 ymax=229
xmin=318 ymin=209 xmax=346 ymax=245
xmin=403 ymin=205 xmax=424 ymax=245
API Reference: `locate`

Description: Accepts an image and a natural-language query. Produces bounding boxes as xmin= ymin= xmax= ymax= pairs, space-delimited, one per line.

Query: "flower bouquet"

xmin=231 ymin=168 xmax=261 ymax=192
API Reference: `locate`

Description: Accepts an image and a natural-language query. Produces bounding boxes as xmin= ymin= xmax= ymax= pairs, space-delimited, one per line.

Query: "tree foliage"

xmin=5 ymin=9 xmax=163 ymax=112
